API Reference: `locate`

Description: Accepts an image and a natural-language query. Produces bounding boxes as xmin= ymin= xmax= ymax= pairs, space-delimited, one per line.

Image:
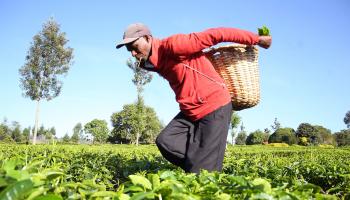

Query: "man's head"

xmin=116 ymin=23 xmax=153 ymax=61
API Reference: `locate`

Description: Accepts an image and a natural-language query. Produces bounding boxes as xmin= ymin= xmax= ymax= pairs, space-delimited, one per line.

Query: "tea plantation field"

xmin=0 ymin=144 xmax=349 ymax=199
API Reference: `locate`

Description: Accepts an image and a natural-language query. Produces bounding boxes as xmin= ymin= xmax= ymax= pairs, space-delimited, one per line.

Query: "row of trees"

xmin=0 ymin=118 xmax=56 ymax=144
xmin=230 ymin=114 xmax=350 ymax=146
xmin=2 ymin=111 xmax=349 ymax=146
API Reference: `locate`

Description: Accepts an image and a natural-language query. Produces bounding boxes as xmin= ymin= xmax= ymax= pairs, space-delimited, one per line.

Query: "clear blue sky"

xmin=1 ymin=0 xmax=349 ymax=138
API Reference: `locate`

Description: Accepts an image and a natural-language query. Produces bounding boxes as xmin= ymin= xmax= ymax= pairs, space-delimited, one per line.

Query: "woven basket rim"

xmin=204 ymin=43 xmax=257 ymax=54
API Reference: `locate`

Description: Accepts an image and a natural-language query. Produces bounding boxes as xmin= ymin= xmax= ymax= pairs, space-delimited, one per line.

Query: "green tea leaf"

xmin=159 ymin=171 xmax=176 ymax=180
xmin=124 ymin=185 xmax=144 ymax=193
xmin=27 ymin=186 xmax=46 ymax=200
xmin=251 ymin=178 xmax=272 ymax=193
xmin=45 ymin=171 xmax=64 ymax=181
xmin=148 ymin=174 xmax=160 ymax=189
xmin=130 ymin=192 xmax=155 ymax=200
xmin=117 ymin=193 xmax=131 ymax=200
xmin=129 ymin=175 xmax=152 ymax=190
xmin=0 ymin=179 xmax=34 ymax=200
xmin=91 ymin=191 xmax=117 ymax=198
xmin=3 ymin=159 xmax=19 ymax=172
xmin=0 ymin=177 xmax=8 ymax=188
xmin=33 ymin=194 xmax=63 ymax=200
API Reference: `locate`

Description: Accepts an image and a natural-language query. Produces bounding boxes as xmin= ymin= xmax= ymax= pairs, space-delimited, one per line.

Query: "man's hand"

xmin=258 ymin=36 xmax=272 ymax=49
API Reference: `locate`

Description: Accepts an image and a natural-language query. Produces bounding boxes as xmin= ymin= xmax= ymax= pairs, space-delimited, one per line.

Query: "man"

xmin=116 ymin=23 xmax=272 ymax=173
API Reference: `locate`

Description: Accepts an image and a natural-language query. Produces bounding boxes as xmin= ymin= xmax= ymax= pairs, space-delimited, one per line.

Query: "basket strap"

xmin=183 ymin=64 xmax=226 ymax=88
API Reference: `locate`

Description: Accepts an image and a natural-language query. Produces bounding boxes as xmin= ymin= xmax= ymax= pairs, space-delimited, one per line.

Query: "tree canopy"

xmin=84 ymin=119 xmax=109 ymax=143
xmin=109 ymin=99 xmax=162 ymax=144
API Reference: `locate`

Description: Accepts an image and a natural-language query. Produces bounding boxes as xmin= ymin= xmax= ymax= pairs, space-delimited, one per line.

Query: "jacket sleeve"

xmin=165 ymin=27 xmax=260 ymax=56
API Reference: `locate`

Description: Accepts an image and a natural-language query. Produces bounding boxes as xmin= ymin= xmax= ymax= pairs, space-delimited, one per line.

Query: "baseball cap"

xmin=116 ymin=23 xmax=152 ymax=49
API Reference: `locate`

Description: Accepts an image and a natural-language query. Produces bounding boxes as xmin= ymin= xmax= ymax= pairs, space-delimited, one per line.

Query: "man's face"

xmin=126 ymin=36 xmax=152 ymax=62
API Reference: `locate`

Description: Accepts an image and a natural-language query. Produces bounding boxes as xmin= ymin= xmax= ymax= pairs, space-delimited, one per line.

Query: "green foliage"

xmin=127 ymin=58 xmax=152 ymax=95
xmin=296 ymin=123 xmax=315 ymax=138
xmin=34 ymin=125 xmax=56 ymax=141
xmin=246 ymin=130 xmax=268 ymax=145
xmin=258 ymin=26 xmax=270 ymax=36
xmin=110 ymin=100 xmax=162 ymax=144
xmin=84 ymin=119 xmax=109 ymax=143
xmin=270 ymin=117 xmax=281 ymax=131
xmin=62 ymin=133 xmax=70 ymax=143
xmin=268 ymin=127 xmax=297 ymax=145
xmin=314 ymin=125 xmax=334 ymax=145
xmin=71 ymin=132 xmax=79 ymax=144
xmin=19 ymin=18 xmax=73 ymax=101
xmin=230 ymin=112 xmax=241 ymax=130
xmin=18 ymin=18 xmax=73 ymax=145
xmin=230 ymin=112 xmax=241 ymax=144
xmin=344 ymin=111 xmax=350 ymax=128
xmin=0 ymin=120 xmax=30 ymax=143
xmin=296 ymin=123 xmax=335 ymax=145
xmin=333 ymin=129 xmax=350 ymax=146
xmin=235 ymin=131 xmax=247 ymax=145
xmin=22 ymin=127 xmax=31 ymax=143
xmin=299 ymin=136 xmax=308 ymax=146
xmin=126 ymin=58 xmax=154 ymax=146
xmin=10 ymin=121 xmax=23 ymax=143
xmin=0 ymin=144 xmax=349 ymax=199
xmin=235 ymin=123 xmax=247 ymax=145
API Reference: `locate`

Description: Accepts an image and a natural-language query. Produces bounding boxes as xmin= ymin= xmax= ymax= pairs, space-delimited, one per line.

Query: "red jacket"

xmin=147 ymin=28 xmax=259 ymax=121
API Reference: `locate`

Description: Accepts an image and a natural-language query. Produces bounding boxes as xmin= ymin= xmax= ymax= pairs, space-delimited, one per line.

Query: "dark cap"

xmin=116 ymin=23 xmax=152 ymax=49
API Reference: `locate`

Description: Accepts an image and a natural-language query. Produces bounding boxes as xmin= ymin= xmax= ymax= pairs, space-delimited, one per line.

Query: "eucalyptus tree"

xmin=19 ymin=18 xmax=73 ymax=144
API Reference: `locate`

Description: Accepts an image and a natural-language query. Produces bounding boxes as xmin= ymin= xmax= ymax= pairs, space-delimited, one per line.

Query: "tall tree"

xmin=271 ymin=118 xmax=281 ymax=131
xmin=73 ymin=123 xmax=84 ymax=142
xmin=62 ymin=133 xmax=70 ymax=143
xmin=296 ymin=123 xmax=317 ymax=145
xmin=333 ymin=129 xmax=350 ymax=146
xmin=246 ymin=130 xmax=268 ymax=145
xmin=84 ymin=119 xmax=109 ymax=144
xmin=49 ymin=127 xmax=56 ymax=136
xmin=110 ymin=101 xmax=162 ymax=144
xmin=313 ymin=125 xmax=334 ymax=145
xmin=19 ymin=18 xmax=73 ymax=144
xmin=22 ymin=127 xmax=31 ymax=143
xmin=11 ymin=121 xmax=22 ymax=143
xmin=230 ymin=112 xmax=241 ymax=144
xmin=127 ymin=58 xmax=152 ymax=145
xmin=268 ymin=127 xmax=297 ymax=145
xmin=344 ymin=111 xmax=350 ymax=129
xmin=235 ymin=123 xmax=247 ymax=145
xmin=0 ymin=119 xmax=17 ymax=143
xmin=71 ymin=132 xmax=79 ymax=144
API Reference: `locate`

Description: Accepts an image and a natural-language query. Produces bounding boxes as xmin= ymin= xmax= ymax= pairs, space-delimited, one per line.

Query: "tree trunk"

xmin=136 ymin=132 xmax=139 ymax=146
xmin=231 ymin=131 xmax=236 ymax=145
xmin=33 ymin=100 xmax=40 ymax=145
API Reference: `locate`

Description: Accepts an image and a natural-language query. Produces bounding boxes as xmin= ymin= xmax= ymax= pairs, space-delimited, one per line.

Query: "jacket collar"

xmin=148 ymin=37 xmax=160 ymax=68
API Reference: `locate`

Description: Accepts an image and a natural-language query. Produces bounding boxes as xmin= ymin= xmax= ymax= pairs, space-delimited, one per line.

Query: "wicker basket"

xmin=205 ymin=44 xmax=260 ymax=111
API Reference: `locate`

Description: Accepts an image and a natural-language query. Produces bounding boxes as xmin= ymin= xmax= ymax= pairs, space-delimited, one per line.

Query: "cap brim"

xmin=115 ymin=37 xmax=139 ymax=49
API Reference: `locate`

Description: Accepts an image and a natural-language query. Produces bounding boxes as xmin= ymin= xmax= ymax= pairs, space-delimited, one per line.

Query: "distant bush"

xmin=268 ymin=128 xmax=297 ymax=145
xmin=246 ymin=130 xmax=268 ymax=145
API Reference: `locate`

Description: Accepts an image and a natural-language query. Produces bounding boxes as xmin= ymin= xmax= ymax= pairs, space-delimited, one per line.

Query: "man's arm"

xmin=165 ymin=27 xmax=262 ymax=56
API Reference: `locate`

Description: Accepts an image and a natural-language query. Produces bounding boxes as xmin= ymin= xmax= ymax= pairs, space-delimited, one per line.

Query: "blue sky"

xmin=0 ymin=0 xmax=349 ymax=138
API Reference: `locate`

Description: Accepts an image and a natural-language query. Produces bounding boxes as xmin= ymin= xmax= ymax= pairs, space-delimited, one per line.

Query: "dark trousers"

xmin=155 ymin=102 xmax=232 ymax=173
